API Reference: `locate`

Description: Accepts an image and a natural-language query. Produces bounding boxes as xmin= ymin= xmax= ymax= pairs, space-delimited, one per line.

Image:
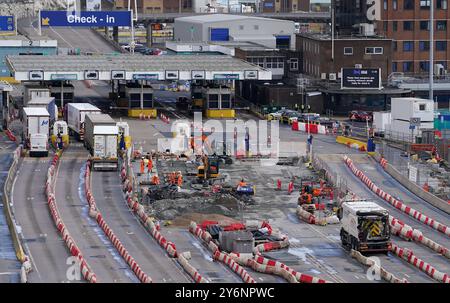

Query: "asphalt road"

xmin=55 ymin=145 xmax=136 ymax=283
xmin=12 ymin=157 xmax=76 ymax=283
xmin=91 ymin=169 xmax=192 ymax=283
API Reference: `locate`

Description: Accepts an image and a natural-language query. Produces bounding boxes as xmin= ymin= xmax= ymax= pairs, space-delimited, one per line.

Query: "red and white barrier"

xmin=253 ymin=238 xmax=289 ymax=254
xmin=296 ymin=206 xmax=340 ymax=226
xmin=350 ymin=249 xmax=408 ymax=283
xmin=344 ymin=156 xmax=450 ymax=238
xmin=160 ymin=113 xmax=170 ymax=124
xmin=178 ymin=252 xmax=208 ymax=283
xmin=84 ymin=161 xmax=152 ymax=283
xmin=189 ymin=221 xmax=256 ymax=283
xmin=5 ymin=129 xmax=16 ymax=142
xmin=292 ymin=122 xmax=327 ymax=135
xmin=46 ymin=153 xmax=97 ymax=283
xmin=391 ymin=243 xmax=450 ymax=283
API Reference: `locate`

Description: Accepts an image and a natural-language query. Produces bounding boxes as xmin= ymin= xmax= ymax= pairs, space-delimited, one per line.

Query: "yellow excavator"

xmin=197 ymin=155 xmax=220 ymax=181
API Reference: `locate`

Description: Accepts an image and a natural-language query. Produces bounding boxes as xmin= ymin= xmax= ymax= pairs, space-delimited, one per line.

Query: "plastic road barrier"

xmin=296 ymin=206 xmax=340 ymax=225
xmin=46 ymin=153 xmax=97 ymax=283
xmin=391 ymin=243 xmax=450 ymax=283
xmin=350 ymin=249 xmax=408 ymax=283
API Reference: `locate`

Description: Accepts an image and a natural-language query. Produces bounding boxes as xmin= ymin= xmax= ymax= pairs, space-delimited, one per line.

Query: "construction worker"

xmin=177 ymin=172 xmax=183 ymax=187
xmin=143 ymin=157 xmax=149 ymax=172
xmin=147 ymin=157 xmax=153 ymax=173
xmin=151 ymin=175 xmax=160 ymax=185
xmin=238 ymin=178 xmax=247 ymax=187
xmin=140 ymin=158 xmax=145 ymax=174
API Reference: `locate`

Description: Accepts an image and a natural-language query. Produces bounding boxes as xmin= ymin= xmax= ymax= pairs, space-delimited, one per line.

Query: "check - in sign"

xmin=0 ymin=16 xmax=14 ymax=31
xmin=40 ymin=11 xmax=132 ymax=27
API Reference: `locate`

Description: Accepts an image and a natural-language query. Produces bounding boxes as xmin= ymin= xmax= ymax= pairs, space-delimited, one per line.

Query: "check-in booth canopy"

xmin=203 ymin=85 xmax=233 ymax=110
xmin=125 ymin=82 xmax=153 ymax=109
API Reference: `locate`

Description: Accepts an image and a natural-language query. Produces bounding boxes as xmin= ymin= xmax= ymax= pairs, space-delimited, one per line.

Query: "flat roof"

xmin=23 ymin=107 xmax=50 ymax=116
xmin=6 ymin=54 xmax=271 ymax=81
xmin=68 ymin=103 xmax=101 ymax=111
xmin=94 ymin=125 xmax=119 ymax=135
xmin=175 ymin=14 xmax=290 ymax=24
xmin=297 ymin=33 xmax=392 ymax=41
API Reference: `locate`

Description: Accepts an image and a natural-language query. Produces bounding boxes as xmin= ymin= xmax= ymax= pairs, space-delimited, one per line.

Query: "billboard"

xmin=40 ymin=11 xmax=132 ymax=27
xmin=0 ymin=16 xmax=14 ymax=32
xmin=86 ymin=0 xmax=102 ymax=11
xmin=341 ymin=68 xmax=381 ymax=90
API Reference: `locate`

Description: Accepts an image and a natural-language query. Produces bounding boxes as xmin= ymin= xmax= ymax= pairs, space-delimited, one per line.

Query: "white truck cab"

xmin=338 ymin=202 xmax=391 ymax=253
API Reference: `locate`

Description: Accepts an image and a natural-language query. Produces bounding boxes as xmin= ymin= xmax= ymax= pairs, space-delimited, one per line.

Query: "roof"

xmin=343 ymin=202 xmax=387 ymax=213
xmin=391 ymin=97 xmax=433 ymax=103
xmin=28 ymin=96 xmax=55 ymax=104
xmin=86 ymin=114 xmax=116 ymax=124
xmin=93 ymin=125 xmax=119 ymax=135
xmin=175 ymin=14 xmax=290 ymax=24
xmin=68 ymin=103 xmax=101 ymax=111
xmin=23 ymin=107 xmax=50 ymax=116
xmin=6 ymin=54 xmax=271 ymax=81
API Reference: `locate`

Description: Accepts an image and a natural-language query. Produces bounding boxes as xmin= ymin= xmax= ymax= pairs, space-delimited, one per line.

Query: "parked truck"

xmin=22 ymin=107 xmax=50 ymax=157
xmin=338 ymin=202 xmax=391 ymax=253
xmin=66 ymin=103 xmax=101 ymax=141
xmin=84 ymin=114 xmax=118 ymax=171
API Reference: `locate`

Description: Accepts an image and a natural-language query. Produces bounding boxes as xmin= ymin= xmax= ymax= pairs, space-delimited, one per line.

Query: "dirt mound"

xmin=170 ymin=213 xmax=240 ymax=228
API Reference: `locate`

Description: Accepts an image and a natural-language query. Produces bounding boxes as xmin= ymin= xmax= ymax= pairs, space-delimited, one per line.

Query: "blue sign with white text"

xmin=40 ymin=11 xmax=131 ymax=27
xmin=0 ymin=16 xmax=14 ymax=31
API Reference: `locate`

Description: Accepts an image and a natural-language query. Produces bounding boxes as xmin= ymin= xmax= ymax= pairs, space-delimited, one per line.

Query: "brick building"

xmin=296 ymin=33 xmax=393 ymax=80
xmin=377 ymin=0 xmax=450 ymax=74
xmin=261 ymin=0 xmax=310 ymax=13
xmin=114 ymin=0 xmax=192 ymax=13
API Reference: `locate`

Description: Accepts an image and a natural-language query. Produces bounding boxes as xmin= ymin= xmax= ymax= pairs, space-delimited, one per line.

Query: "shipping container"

xmin=66 ymin=103 xmax=101 ymax=141
xmin=28 ymin=96 xmax=57 ymax=122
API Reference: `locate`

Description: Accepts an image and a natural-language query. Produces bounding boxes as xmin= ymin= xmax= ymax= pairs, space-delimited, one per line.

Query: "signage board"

xmin=0 ymin=16 xmax=14 ymax=31
xmin=191 ymin=70 xmax=205 ymax=79
xmin=244 ymin=70 xmax=258 ymax=80
xmin=213 ymin=74 xmax=239 ymax=80
xmin=40 ymin=11 xmax=132 ymax=27
xmin=341 ymin=68 xmax=381 ymax=90
xmin=51 ymin=74 xmax=78 ymax=80
xmin=132 ymin=73 xmax=159 ymax=80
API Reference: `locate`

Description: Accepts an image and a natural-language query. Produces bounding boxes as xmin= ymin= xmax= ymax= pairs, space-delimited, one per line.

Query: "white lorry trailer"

xmin=84 ymin=114 xmax=118 ymax=171
xmin=66 ymin=103 xmax=101 ymax=141
xmin=27 ymin=96 xmax=57 ymax=122
xmin=24 ymin=84 xmax=50 ymax=107
xmin=338 ymin=202 xmax=391 ymax=253
xmin=23 ymin=107 xmax=50 ymax=157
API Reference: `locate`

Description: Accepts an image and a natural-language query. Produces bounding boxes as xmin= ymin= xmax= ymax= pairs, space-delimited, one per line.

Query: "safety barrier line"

xmin=344 ymin=156 xmax=450 ymax=238
xmin=47 ymin=152 xmax=97 ymax=283
xmin=391 ymin=243 xmax=450 ymax=283
xmin=253 ymin=238 xmax=290 ymax=254
xmin=119 ymin=160 xmax=205 ymax=283
xmin=189 ymin=221 xmax=256 ymax=283
xmin=389 ymin=216 xmax=450 ymax=259
xmin=84 ymin=161 xmax=152 ymax=283
xmin=4 ymin=129 xmax=16 ymax=142
xmin=350 ymin=249 xmax=408 ymax=283
xmin=295 ymin=206 xmax=340 ymax=226
xmin=2 ymin=146 xmax=32 ymax=282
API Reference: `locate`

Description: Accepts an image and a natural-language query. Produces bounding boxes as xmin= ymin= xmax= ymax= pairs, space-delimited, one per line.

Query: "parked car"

xmin=267 ymin=109 xmax=289 ymax=121
xmin=281 ymin=110 xmax=298 ymax=124
xmin=349 ymin=110 xmax=372 ymax=122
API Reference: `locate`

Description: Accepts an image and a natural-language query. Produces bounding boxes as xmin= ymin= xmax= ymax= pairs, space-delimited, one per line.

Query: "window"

xmin=221 ymin=94 xmax=231 ymax=109
xmin=437 ymin=0 xmax=448 ymax=9
xmin=419 ymin=41 xmax=430 ymax=51
xmin=393 ymin=41 xmax=397 ymax=51
xmin=393 ymin=0 xmax=398 ymax=9
xmin=419 ymin=104 xmax=426 ymax=111
xmin=384 ymin=0 xmax=387 ymax=9
xmin=420 ymin=61 xmax=430 ymax=71
xmin=403 ymin=41 xmax=414 ymax=52
xmin=437 ymin=61 xmax=447 ymax=69
xmin=403 ymin=61 xmax=413 ymax=72
xmin=437 ymin=20 xmax=447 ymax=31
xmin=365 ymin=47 xmax=383 ymax=54
xmin=404 ymin=0 xmax=414 ymax=9
xmin=436 ymin=41 xmax=447 ymax=51
xmin=403 ymin=21 xmax=414 ymax=31
xmin=344 ymin=47 xmax=353 ymax=55
xmin=393 ymin=21 xmax=398 ymax=31
xmin=383 ymin=21 xmax=388 ymax=32
xmin=289 ymin=58 xmax=299 ymax=71
xmin=420 ymin=0 xmax=431 ymax=8
xmin=392 ymin=62 xmax=398 ymax=72
xmin=420 ymin=21 xmax=430 ymax=30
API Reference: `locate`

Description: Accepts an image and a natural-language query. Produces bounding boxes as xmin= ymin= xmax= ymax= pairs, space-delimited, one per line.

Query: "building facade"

xmin=261 ymin=0 xmax=310 ymax=12
xmin=114 ymin=0 xmax=192 ymax=13
xmin=377 ymin=0 xmax=450 ymax=75
xmin=296 ymin=33 xmax=393 ymax=81
xmin=174 ymin=14 xmax=296 ymax=50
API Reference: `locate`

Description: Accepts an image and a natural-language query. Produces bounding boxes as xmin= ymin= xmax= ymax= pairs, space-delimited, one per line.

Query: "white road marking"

xmin=49 ymin=26 xmax=74 ymax=49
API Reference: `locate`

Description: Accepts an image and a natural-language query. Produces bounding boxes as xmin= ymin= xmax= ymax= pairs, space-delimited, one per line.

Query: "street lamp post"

xmin=430 ymin=0 xmax=434 ymax=105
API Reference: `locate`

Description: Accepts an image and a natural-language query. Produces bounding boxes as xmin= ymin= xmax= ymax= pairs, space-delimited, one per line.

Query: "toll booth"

xmin=124 ymin=82 xmax=157 ymax=118
xmin=202 ymin=84 xmax=235 ymax=118
xmin=0 ymin=81 xmax=13 ymax=130
xmin=48 ymin=81 xmax=75 ymax=115
xmin=190 ymin=81 xmax=204 ymax=113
